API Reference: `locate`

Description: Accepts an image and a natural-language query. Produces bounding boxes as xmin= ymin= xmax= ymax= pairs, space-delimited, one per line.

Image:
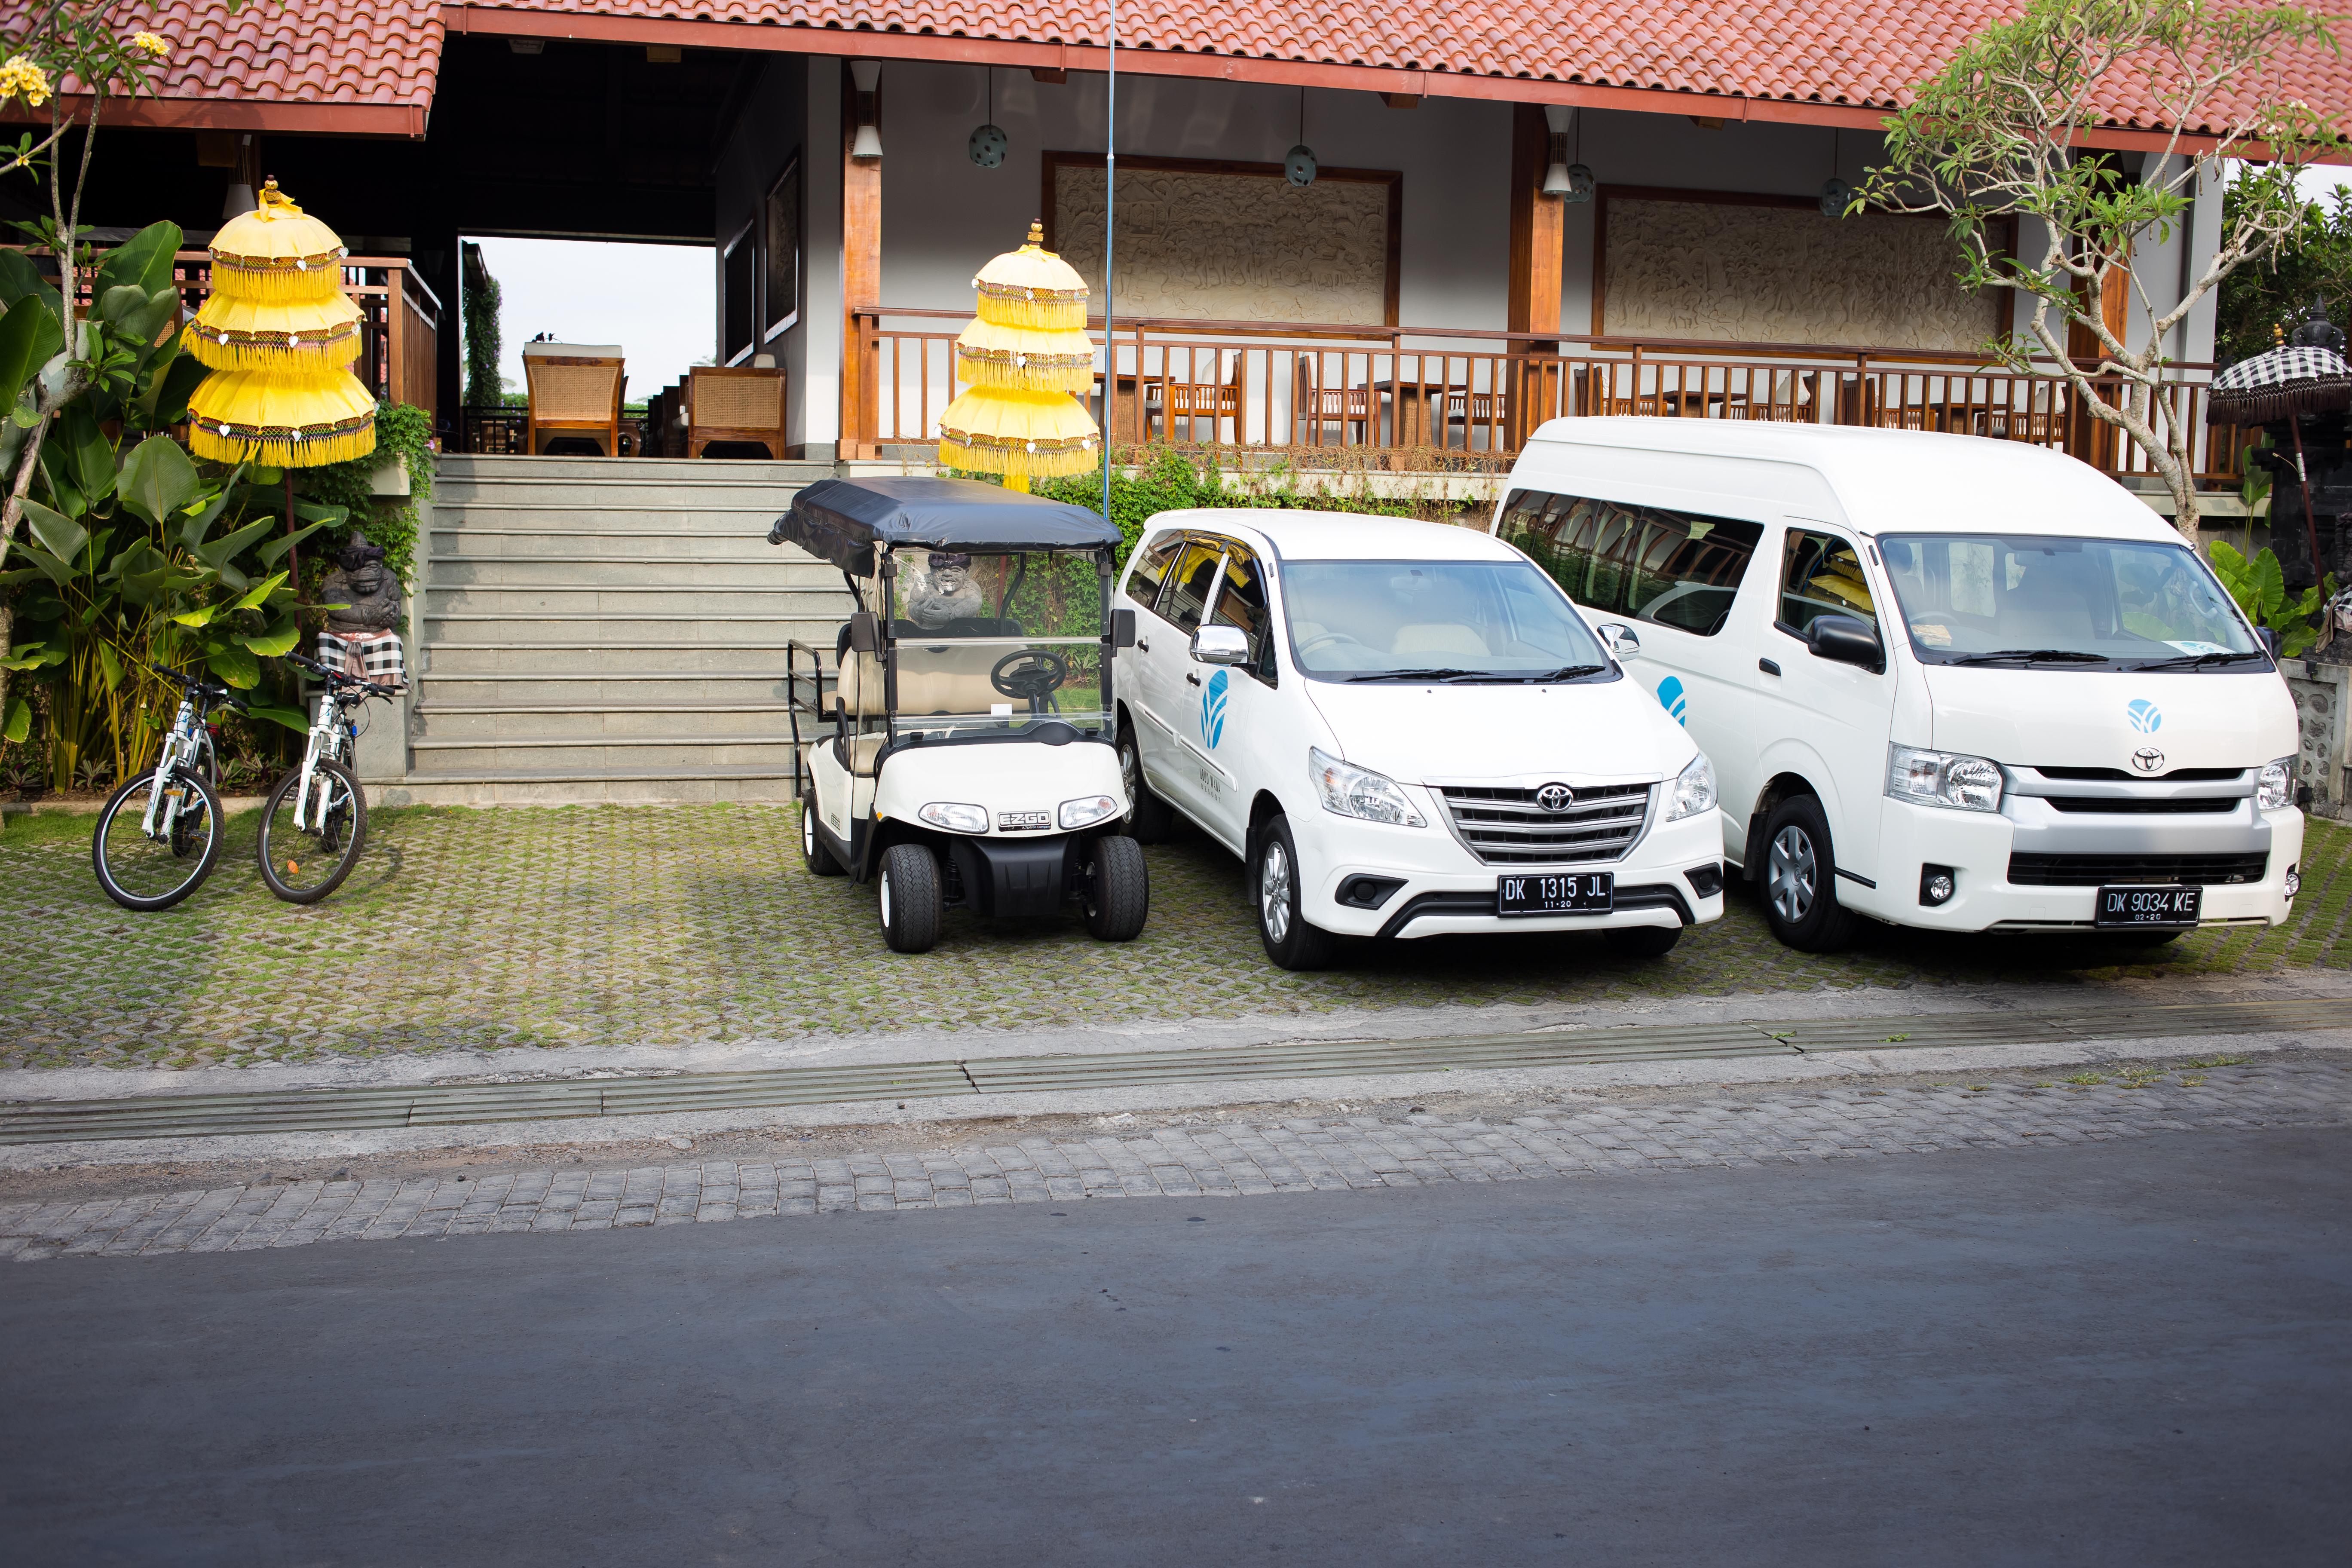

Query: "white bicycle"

xmin=256 ymin=650 xmax=396 ymax=903
xmin=90 ymin=664 xmax=244 ymax=911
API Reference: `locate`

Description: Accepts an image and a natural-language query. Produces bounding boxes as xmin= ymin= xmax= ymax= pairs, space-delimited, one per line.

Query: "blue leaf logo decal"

xmin=2126 ymin=698 xmax=2162 ymax=734
xmin=1201 ymin=668 xmax=1230 ymax=748
xmin=1657 ymin=675 xmax=1688 ymax=726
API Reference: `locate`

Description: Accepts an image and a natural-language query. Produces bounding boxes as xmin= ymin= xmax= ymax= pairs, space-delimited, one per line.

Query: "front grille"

xmin=2032 ymin=766 xmax=2245 ymax=783
xmin=1434 ymin=782 xmax=1652 ymax=866
xmin=2006 ymin=852 xmax=2269 ymax=887
xmin=2044 ymin=795 xmax=2242 ymax=815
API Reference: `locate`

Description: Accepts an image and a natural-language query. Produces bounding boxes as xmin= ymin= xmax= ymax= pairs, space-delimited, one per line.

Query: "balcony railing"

xmin=849 ymin=306 xmax=2243 ymax=486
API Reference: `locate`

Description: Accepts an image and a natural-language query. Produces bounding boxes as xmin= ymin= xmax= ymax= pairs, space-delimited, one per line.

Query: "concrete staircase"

xmin=396 ymin=454 xmax=850 ymax=804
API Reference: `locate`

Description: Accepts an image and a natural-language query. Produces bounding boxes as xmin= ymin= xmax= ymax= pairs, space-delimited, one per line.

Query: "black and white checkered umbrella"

xmin=2207 ymin=343 xmax=2352 ymax=424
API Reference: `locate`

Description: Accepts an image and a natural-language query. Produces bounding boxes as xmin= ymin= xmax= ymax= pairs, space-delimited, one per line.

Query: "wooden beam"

xmin=1031 ymin=68 xmax=1068 ymax=84
xmin=1506 ymin=104 xmax=1562 ymax=341
xmin=1381 ymin=93 xmax=1421 ymax=109
xmin=839 ymin=62 xmax=882 ymax=459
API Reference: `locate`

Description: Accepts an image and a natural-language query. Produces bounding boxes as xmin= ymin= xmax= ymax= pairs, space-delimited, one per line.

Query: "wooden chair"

xmin=1147 ymin=356 xmax=1242 ymax=444
xmin=687 ymin=365 xmax=787 ymax=457
xmin=1294 ymin=355 xmax=1374 ymax=446
xmin=522 ymin=343 xmax=626 ymax=456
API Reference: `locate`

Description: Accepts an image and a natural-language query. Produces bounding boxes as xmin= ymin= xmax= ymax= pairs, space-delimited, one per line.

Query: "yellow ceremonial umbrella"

xmin=937 ymin=222 xmax=1099 ymax=489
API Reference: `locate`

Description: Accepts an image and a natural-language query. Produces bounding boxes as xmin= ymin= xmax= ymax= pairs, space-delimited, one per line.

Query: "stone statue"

xmin=318 ymin=539 xmax=401 ymax=633
xmin=901 ymin=549 xmax=987 ymax=631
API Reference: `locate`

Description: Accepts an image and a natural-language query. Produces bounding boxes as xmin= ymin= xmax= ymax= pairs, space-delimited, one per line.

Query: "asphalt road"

xmin=4 ymin=1127 xmax=2347 ymax=1566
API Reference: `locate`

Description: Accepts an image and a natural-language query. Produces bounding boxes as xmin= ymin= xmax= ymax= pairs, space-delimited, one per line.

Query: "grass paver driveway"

xmin=2 ymin=805 xmax=2345 ymax=1070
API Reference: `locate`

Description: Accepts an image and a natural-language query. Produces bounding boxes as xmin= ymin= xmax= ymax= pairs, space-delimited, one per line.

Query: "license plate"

xmin=2095 ymin=884 xmax=2202 ymax=928
xmin=1497 ymin=871 xmax=1614 ymax=916
xmin=997 ymin=810 xmax=1051 ymax=832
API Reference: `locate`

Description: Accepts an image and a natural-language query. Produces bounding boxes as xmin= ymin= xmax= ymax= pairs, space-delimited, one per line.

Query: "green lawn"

xmin=0 ymin=804 xmax=2343 ymax=1070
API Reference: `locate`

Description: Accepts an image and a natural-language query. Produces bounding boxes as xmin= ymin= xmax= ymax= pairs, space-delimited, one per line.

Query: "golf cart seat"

xmin=836 ymin=646 xmax=1020 ymax=718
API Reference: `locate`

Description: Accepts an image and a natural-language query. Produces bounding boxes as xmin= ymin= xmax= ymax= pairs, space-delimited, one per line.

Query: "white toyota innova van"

xmin=1112 ymin=510 xmax=1725 ymax=969
xmin=1493 ymin=419 xmax=2306 ymax=952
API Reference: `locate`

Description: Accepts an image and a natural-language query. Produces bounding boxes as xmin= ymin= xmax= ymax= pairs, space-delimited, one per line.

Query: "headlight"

xmin=2258 ymin=756 xmax=2295 ymax=812
xmin=1662 ymin=753 xmax=1717 ymax=822
xmin=1886 ymin=744 xmax=2004 ymax=812
xmin=1058 ymin=793 xmax=1121 ymax=830
xmin=917 ymin=801 xmax=989 ymax=833
xmin=1309 ymin=746 xmax=1425 ymax=827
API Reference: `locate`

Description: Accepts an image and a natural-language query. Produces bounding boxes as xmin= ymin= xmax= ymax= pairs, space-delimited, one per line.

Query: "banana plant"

xmin=2207 ymin=539 xmax=2340 ymax=659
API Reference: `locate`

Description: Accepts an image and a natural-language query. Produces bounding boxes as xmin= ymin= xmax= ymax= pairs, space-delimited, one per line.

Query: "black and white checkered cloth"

xmin=2208 ymin=344 xmax=2352 ymax=424
xmin=316 ymin=630 xmax=407 ymax=690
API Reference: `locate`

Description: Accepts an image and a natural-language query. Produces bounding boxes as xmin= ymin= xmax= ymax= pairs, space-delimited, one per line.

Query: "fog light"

xmin=1920 ymin=864 xmax=1956 ymax=906
xmin=1336 ymin=875 xmax=1405 ymax=910
xmin=2285 ymin=864 xmax=2300 ymax=898
xmin=1684 ymin=863 xmax=1724 ymax=898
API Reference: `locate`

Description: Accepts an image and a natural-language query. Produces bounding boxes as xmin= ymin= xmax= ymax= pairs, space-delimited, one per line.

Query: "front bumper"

xmin=1294 ymin=804 xmax=1726 ymax=939
xmin=1870 ymin=797 xmax=2303 ymax=932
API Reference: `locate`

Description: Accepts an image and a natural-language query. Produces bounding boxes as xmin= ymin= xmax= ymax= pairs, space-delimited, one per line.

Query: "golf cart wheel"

xmin=1604 ymin=923 xmax=1682 ymax=959
xmin=878 ymin=842 xmax=943 ymax=953
xmin=1759 ymin=793 xmax=1862 ymax=953
xmin=1117 ymin=724 xmax=1174 ymax=844
xmin=1084 ymin=834 xmax=1150 ymax=941
xmin=800 ymin=795 xmax=844 ymax=876
xmin=1253 ymin=814 xmax=1338 ymax=971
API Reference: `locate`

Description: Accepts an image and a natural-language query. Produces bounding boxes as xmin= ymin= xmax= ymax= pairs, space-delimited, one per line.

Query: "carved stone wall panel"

xmin=1052 ymin=162 xmax=1394 ymax=325
xmin=1600 ymin=196 xmax=2002 ymax=352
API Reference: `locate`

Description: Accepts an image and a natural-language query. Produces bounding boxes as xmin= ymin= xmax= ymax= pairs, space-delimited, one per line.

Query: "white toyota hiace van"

xmin=1493 ymin=419 xmax=2306 ymax=952
xmin=1112 ymin=510 xmax=1725 ymax=969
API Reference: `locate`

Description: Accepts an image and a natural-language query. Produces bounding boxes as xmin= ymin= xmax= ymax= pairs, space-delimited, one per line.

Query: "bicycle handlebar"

xmin=285 ymin=649 xmax=398 ymax=700
xmin=147 ymin=662 xmax=250 ymax=711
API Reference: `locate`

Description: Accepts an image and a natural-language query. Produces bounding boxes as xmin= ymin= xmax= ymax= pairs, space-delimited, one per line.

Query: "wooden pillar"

xmin=1505 ymin=104 xmax=1564 ymax=447
xmin=839 ymin=61 xmax=882 ymax=460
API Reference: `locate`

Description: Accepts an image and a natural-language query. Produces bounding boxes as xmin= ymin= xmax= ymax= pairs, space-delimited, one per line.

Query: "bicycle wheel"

xmin=92 ymin=770 xmax=225 ymax=911
xmin=257 ymin=758 xmax=369 ymax=904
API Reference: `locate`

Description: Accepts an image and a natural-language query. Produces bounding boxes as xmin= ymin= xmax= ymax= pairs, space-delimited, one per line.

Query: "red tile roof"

xmin=43 ymin=0 xmax=2352 ymax=140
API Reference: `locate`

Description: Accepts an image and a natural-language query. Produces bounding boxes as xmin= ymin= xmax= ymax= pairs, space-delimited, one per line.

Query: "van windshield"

xmin=1879 ymin=534 xmax=2264 ymax=670
xmin=1279 ymin=559 xmax=1613 ymax=682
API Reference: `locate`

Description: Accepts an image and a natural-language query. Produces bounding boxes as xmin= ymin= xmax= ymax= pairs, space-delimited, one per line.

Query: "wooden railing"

xmin=456 ymin=406 xmax=651 ymax=457
xmin=849 ymin=306 xmax=2244 ymax=486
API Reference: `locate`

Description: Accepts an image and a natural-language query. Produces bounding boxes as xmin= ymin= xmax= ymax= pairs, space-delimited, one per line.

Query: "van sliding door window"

xmin=1776 ymin=529 xmax=1878 ymax=636
xmin=1159 ymin=542 xmax=1226 ymax=633
xmin=1497 ymin=488 xmax=1761 ymax=636
xmin=1125 ymin=535 xmax=1182 ymax=614
xmin=1207 ymin=542 xmax=1277 ymax=685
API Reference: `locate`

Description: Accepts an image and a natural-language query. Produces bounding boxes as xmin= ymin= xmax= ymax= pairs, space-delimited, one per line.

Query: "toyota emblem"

xmin=1535 ymin=783 xmax=1576 ymax=812
xmin=2130 ymin=747 xmax=2166 ymax=775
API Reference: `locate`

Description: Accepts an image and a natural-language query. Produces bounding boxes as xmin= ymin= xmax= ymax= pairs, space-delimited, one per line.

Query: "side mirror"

xmin=1807 ymin=613 xmax=1882 ymax=671
xmin=1191 ymin=625 xmax=1251 ymax=666
xmin=1595 ymin=622 xmax=1641 ymax=661
xmin=1112 ymin=608 xmax=1138 ymax=649
xmin=846 ymin=611 xmax=880 ymax=655
xmin=2257 ymin=626 xmax=2282 ymax=661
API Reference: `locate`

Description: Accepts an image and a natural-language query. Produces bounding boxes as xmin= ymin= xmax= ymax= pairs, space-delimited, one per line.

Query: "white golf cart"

xmin=773 ymin=476 xmax=1150 ymax=952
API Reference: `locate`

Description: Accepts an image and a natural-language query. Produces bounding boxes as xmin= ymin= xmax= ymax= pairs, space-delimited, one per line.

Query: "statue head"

xmin=903 ymin=550 xmax=985 ymax=630
xmin=2289 ymin=294 xmax=2346 ymax=354
xmin=338 ymin=538 xmax=386 ymax=573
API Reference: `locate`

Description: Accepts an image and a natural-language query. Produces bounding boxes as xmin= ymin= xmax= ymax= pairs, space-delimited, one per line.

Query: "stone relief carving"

xmin=1602 ymin=197 xmax=2001 ymax=352
xmin=1054 ymin=164 xmax=1392 ymax=325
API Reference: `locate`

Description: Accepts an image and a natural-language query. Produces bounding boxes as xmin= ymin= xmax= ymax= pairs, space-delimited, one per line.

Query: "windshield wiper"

xmin=2127 ymin=649 xmax=2270 ymax=672
xmin=1946 ymin=648 xmax=2112 ymax=666
xmin=1344 ymin=667 xmax=1483 ymax=683
xmin=1525 ymin=664 xmax=1610 ymax=682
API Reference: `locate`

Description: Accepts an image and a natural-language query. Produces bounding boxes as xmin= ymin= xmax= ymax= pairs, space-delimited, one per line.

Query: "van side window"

xmin=1207 ymin=541 xmax=1277 ymax=685
xmin=1159 ymin=542 xmax=1225 ymax=633
xmin=1777 ymin=528 xmax=1878 ymax=635
xmin=1125 ymin=534 xmax=1181 ymax=614
xmin=1498 ymin=487 xmax=1761 ymax=636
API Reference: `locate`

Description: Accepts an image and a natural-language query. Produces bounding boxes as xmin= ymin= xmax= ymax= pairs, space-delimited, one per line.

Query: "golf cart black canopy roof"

xmin=770 ymin=476 xmax=1119 ymax=576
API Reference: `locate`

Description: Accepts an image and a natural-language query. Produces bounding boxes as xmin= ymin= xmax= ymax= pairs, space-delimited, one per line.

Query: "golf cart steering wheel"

xmin=990 ymin=648 xmax=1069 ymax=712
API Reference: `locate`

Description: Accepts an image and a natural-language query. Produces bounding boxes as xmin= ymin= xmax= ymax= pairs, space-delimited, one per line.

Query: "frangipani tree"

xmin=1858 ymin=0 xmax=2344 ymax=539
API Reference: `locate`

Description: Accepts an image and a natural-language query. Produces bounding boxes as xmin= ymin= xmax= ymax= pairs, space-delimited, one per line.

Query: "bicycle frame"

xmin=137 ymin=698 xmax=209 ymax=838
xmin=291 ymin=689 xmax=358 ymax=831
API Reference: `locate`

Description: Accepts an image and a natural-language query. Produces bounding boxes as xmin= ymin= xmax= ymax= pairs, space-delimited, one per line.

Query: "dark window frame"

xmin=1498 ymin=487 xmax=1763 ymax=637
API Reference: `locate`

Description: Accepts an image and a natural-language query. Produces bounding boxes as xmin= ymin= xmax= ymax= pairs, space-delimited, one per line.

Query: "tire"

xmin=1083 ymin=833 xmax=1150 ymax=941
xmin=257 ymin=759 xmax=369 ymax=904
xmin=92 ymin=769 xmax=224 ymax=912
xmin=800 ymin=794 xmax=845 ymax=876
xmin=1252 ymin=815 xmax=1339 ymax=971
xmin=1758 ymin=793 xmax=1863 ymax=952
xmin=879 ymin=842 xmax=943 ymax=953
xmin=1604 ymin=923 xmax=1682 ymax=959
xmin=1117 ymin=724 xmax=1176 ymax=844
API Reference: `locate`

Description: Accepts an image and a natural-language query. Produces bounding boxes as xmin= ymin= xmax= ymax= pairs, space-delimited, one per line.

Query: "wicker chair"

xmin=522 ymin=343 xmax=626 ymax=456
xmin=686 ymin=366 xmax=788 ymax=458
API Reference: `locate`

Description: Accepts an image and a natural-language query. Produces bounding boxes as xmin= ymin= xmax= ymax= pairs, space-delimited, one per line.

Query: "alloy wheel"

xmin=1767 ymin=824 xmax=1816 ymax=923
xmin=879 ymin=864 xmax=894 ymax=928
xmin=1260 ymin=839 xmax=1293 ymax=943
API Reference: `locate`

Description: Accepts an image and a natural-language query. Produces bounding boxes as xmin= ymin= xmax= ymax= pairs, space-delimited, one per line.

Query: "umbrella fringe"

xmin=975 ymin=291 xmax=1087 ymax=331
xmin=180 ymin=329 xmax=364 ymax=374
xmin=954 ymin=355 xmax=1096 ymax=395
xmin=937 ymin=433 xmax=1100 ymax=479
xmin=203 ymin=264 xmax=350 ymax=306
xmin=189 ymin=422 xmax=377 ymax=469
xmin=2206 ymin=380 xmax=2352 ymax=426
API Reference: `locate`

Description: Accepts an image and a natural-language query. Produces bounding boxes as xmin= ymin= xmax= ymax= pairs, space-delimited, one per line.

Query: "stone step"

xmin=416 ymin=670 xmax=805 ymax=703
xmin=409 ymin=734 xmax=799 ymax=772
xmin=423 ymin=585 xmax=842 ymax=616
xmin=422 ymin=613 xmax=833 ymax=646
xmin=421 ymin=640 xmax=836 ymax=674
xmin=381 ymin=767 xmax=800 ymax=806
xmin=436 ymin=455 xmax=827 ymax=482
xmin=426 ymin=530 xmax=794 ymax=559
xmin=413 ymin=702 xmax=798 ymax=741
xmin=424 ymin=555 xmax=833 ymax=587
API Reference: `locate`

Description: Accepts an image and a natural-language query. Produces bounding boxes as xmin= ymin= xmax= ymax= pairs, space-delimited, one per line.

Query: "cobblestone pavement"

xmin=2 ymin=805 xmax=2346 ymax=1070
xmin=6 ymin=1055 xmax=2342 ymax=1261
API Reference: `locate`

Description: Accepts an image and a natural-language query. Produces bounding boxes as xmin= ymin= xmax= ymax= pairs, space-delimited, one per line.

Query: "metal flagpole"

xmin=1101 ymin=0 xmax=1116 ymax=521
